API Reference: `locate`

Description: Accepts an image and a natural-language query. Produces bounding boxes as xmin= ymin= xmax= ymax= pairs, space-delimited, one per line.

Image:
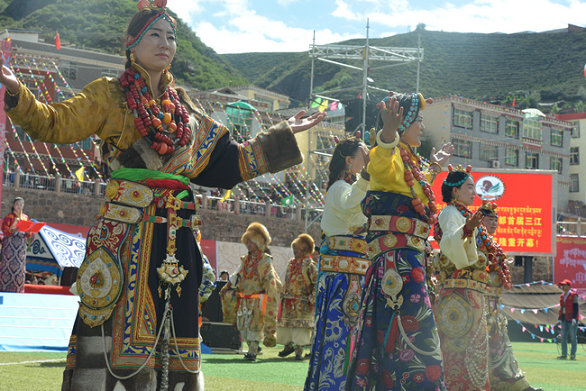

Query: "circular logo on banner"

xmin=475 ymin=175 xmax=505 ymax=201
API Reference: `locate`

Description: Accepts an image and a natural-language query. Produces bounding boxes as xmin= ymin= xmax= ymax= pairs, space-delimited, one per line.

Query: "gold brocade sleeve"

xmin=5 ymin=78 xmax=135 ymax=146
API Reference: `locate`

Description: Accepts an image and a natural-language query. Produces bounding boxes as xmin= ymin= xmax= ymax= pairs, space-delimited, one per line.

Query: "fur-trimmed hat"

xmin=291 ymin=233 xmax=315 ymax=255
xmin=241 ymin=222 xmax=271 ymax=251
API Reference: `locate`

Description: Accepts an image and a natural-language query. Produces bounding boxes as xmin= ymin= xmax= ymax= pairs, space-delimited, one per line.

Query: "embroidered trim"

xmin=319 ymin=254 xmax=369 ymax=275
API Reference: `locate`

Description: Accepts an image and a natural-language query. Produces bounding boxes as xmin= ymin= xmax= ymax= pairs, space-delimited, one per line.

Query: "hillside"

xmin=224 ymin=28 xmax=586 ymax=111
xmin=2 ymin=0 xmax=585 ymax=111
xmin=0 ymin=0 xmax=248 ymax=90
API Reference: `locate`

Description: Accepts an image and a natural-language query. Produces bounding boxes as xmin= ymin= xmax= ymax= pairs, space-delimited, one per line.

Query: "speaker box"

xmin=200 ymin=321 xmax=241 ymax=351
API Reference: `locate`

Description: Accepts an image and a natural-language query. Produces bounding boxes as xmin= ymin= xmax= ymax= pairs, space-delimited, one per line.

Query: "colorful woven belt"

xmin=442 ymin=278 xmax=488 ymax=293
xmin=326 ymin=235 xmax=367 ymax=255
xmin=368 ymin=215 xmax=430 ymax=240
xmin=367 ymin=232 xmax=427 ymax=259
xmin=319 ymin=254 xmax=369 ymax=275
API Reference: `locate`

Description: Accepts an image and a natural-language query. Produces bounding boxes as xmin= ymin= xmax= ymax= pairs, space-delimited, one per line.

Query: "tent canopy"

xmin=502 ymin=281 xmax=585 ymax=325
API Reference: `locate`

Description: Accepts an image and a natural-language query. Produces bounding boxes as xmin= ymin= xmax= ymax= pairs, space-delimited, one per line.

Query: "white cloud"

xmin=335 ymin=0 xmax=586 ymax=35
xmin=192 ymin=1 xmax=360 ymax=53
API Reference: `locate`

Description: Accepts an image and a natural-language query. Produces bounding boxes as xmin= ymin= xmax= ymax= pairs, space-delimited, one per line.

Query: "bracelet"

xmin=429 ymin=162 xmax=442 ymax=173
xmin=5 ymin=83 xmax=20 ymax=97
xmin=376 ymin=130 xmax=400 ymax=149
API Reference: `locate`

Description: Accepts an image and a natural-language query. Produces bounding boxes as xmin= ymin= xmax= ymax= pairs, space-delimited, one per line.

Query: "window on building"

xmin=550 ymin=157 xmax=563 ymax=174
xmin=451 ymin=137 xmax=472 ymax=158
xmin=571 ymin=122 xmax=580 ymax=138
xmin=522 ymin=117 xmax=542 ymax=143
xmin=479 ymin=143 xmax=498 ymax=162
xmin=505 ymin=119 xmax=520 ymax=139
xmin=505 ymin=147 xmax=519 ymax=167
xmin=525 ymin=152 xmax=539 ymax=169
xmin=453 ymin=108 xmax=473 ymax=128
xmin=480 ymin=114 xmax=498 ymax=134
xmin=550 ymin=127 xmax=563 ymax=147
xmin=570 ymin=173 xmax=579 ymax=193
xmin=570 ymin=147 xmax=580 ymax=165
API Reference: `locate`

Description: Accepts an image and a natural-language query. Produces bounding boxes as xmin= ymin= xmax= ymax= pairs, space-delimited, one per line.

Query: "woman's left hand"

xmin=430 ymin=142 xmax=455 ymax=167
xmin=288 ymin=110 xmax=326 ymax=134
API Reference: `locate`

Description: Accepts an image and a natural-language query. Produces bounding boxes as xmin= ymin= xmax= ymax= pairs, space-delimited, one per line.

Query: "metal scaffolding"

xmin=308 ymin=20 xmax=424 ymax=135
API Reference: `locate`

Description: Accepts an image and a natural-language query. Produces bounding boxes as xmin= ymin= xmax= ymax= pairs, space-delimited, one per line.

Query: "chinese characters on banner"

xmin=554 ymin=236 xmax=586 ymax=289
xmin=431 ymin=170 xmax=554 ymax=256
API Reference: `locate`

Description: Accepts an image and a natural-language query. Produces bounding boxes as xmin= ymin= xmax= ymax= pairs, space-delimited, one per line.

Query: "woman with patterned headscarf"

xmin=0 ymin=1 xmax=324 ymax=389
xmin=346 ymin=92 xmax=453 ymax=391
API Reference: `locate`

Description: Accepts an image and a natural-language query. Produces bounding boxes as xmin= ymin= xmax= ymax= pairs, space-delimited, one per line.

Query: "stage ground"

xmin=0 ymin=343 xmax=584 ymax=390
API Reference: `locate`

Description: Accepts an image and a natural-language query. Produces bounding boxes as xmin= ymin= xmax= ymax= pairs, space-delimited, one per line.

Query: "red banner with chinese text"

xmin=430 ymin=170 xmax=554 ymax=256
xmin=554 ymin=236 xmax=586 ymax=289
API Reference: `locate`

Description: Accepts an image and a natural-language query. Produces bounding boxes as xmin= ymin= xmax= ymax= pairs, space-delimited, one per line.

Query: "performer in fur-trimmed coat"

xmin=277 ymin=234 xmax=318 ymax=360
xmin=220 ymin=222 xmax=282 ymax=361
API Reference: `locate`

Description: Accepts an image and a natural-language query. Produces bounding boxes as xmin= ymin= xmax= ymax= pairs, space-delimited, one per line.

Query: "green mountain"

xmin=0 ymin=0 xmax=248 ymax=90
xmin=3 ymin=0 xmax=586 ymax=112
xmin=224 ymin=27 xmax=586 ymax=112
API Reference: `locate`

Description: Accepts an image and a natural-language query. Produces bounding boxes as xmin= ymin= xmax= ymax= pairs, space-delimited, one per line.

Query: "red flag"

xmin=55 ymin=32 xmax=61 ymax=50
xmin=512 ymin=97 xmax=515 ymax=107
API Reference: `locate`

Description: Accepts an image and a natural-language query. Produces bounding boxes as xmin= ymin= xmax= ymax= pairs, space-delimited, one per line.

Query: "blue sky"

xmin=168 ymin=0 xmax=586 ymax=54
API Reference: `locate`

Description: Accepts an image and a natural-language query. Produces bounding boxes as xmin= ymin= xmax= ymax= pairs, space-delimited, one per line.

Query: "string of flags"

xmin=3 ymin=42 xmax=341 ymax=210
xmin=511 ymin=319 xmax=586 ymax=343
xmin=310 ymin=97 xmax=343 ymax=113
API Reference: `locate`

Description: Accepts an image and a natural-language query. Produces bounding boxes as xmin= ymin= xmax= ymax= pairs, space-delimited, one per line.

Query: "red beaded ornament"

xmin=450 ymin=201 xmax=512 ymax=289
xmin=120 ymin=67 xmax=191 ymax=155
xmin=399 ymin=145 xmax=438 ymax=224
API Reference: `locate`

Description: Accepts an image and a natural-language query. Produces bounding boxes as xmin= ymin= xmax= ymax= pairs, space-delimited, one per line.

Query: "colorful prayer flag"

xmin=281 ymin=195 xmax=294 ymax=206
xmin=74 ymin=166 xmax=84 ymax=181
xmin=310 ymin=97 xmax=322 ymax=108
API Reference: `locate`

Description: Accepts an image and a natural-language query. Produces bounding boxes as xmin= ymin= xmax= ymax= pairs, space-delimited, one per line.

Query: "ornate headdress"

xmin=443 ymin=164 xmax=472 ymax=187
xmin=479 ymin=201 xmax=498 ymax=216
xmin=396 ymin=93 xmax=432 ymax=134
xmin=126 ymin=0 xmax=176 ymax=50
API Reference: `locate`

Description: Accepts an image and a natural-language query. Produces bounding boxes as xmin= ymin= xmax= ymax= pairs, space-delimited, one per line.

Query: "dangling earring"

xmin=343 ymin=164 xmax=355 ymax=184
xmin=130 ymin=52 xmax=136 ymax=64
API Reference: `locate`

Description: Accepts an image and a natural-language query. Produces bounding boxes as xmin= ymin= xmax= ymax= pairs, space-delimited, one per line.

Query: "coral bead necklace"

xmin=450 ymin=201 xmax=512 ymax=289
xmin=120 ymin=67 xmax=191 ymax=155
xmin=399 ymin=144 xmax=438 ymax=224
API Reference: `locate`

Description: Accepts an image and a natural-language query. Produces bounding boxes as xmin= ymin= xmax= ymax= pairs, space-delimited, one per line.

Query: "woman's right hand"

xmin=465 ymin=211 xmax=484 ymax=231
xmin=377 ymin=94 xmax=403 ymax=144
xmin=0 ymin=53 xmax=20 ymax=94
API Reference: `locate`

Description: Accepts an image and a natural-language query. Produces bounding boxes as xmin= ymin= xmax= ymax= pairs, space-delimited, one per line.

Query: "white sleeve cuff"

xmin=376 ymin=130 xmax=400 ymax=149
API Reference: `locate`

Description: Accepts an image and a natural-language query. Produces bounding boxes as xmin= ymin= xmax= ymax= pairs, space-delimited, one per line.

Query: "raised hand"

xmin=430 ymin=142 xmax=455 ymax=167
xmin=0 ymin=52 xmax=19 ymax=94
xmin=288 ymin=110 xmax=327 ymax=134
xmin=378 ymin=93 xmax=403 ymax=143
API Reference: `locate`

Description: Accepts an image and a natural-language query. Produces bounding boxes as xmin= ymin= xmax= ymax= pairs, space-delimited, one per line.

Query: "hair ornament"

xmin=127 ymin=1 xmax=175 ymax=50
xmin=479 ymin=201 xmax=498 ymax=215
xmin=137 ymin=0 xmax=167 ymax=10
xmin=397 ymin=93 xmax=431 ymax=134
xmin=443 ymin=164 xmax=472 ymax=187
